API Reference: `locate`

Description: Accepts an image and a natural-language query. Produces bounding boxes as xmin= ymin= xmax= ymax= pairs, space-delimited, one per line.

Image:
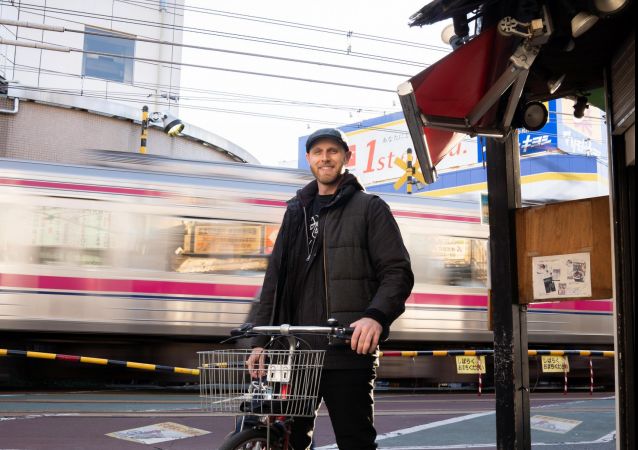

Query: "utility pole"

xmin=140 ymin=105 xmax=149 ymax=154
xmin=486 ymin=131 xmax=531 ymax=449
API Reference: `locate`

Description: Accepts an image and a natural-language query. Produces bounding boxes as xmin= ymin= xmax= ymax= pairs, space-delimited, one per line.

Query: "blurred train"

xmin=0 ymin=152 xmax=614 ymax=387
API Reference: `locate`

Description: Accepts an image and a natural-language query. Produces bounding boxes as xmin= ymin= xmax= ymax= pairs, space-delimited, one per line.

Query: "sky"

xmin=177 ymin=1 xmax=451 ymax=166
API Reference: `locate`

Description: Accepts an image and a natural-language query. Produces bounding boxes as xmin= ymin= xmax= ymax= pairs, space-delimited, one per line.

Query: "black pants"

xmin=290 ymin=368 xmax=377 ymax=450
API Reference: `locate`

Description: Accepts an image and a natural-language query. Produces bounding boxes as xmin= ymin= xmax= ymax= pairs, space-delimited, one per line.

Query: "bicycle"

xmin=198 ymin=321 xmax=353 ymax=450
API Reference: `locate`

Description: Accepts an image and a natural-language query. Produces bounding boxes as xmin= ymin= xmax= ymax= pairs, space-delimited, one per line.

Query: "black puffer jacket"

xmin=252 ymin=172 xmax=414 ymax=365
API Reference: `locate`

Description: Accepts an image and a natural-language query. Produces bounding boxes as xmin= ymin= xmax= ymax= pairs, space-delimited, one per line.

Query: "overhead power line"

xmin=0 ymin=1 xmax=433 ymax=68
xmin=6 ymin=61 xmax=400 ymax=114
xmin=0 ymin=37 xmax=396 ymax=93
xmin=4 ymin=55 xmax=605 ymax=128
xmin=116 ymin=0 xmax=450 ymax=52
xmin=0 ymin=18 xmax=415 ymax=78
xmin=8 ymin=79 xmax=604 ymax=135
xmin=11 ymin=84 xmax=409 ymax=134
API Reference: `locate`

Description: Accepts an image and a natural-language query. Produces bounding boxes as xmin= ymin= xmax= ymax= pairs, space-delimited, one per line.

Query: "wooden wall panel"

xmin=515 ymin=196 xmax=612 ymax=303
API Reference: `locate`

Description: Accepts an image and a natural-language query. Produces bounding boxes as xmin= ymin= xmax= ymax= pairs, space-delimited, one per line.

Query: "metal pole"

xmin=486 ymin=131 xmax=530 ymax=449
xmin=605 ymin=60 xmax=635 ymax=450
xmin=407 ymin=148 xmax=414 ymax=194
xmin=140 ymin=105 xmax=149 ymax=154
xmin=563 ymin=358 xmax=568 ymax=396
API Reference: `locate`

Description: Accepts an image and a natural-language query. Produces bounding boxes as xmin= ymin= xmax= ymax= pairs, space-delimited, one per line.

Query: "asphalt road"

xmin=0 ymin=391 xmax=616 ymax=449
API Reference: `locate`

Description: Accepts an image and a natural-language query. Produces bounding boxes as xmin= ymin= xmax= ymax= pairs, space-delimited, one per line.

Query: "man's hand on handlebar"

xmin=349 ymin=317 xmax=382 ymax=355
xmin=246 ymin=347 xmax=266 ymax=378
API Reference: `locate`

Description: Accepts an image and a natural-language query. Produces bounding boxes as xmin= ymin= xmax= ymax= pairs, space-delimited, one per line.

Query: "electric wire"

xmin=1 ymin=35 xmax=398 ymax=93
xmin=3 ymin=61 xmax=399 ymax=114
xmin=12 ymin=84 xmax=409 ymax=134
xmin=0 ymin=1 xmax=433 ymax=68
xmin=6 ymin=63 xmax=606 ymax=136
xmin=3 ymin=53 xmax=605 ymax=128
xmin=116 ymin=0 xmax=450 ymax=52
xmin=13 ymin=82 xmax=608 ymax=148
xmin=4 ymin=56 xmax=606 ymax=133
xmin=0 ymin=16 xmax=417 ymax=77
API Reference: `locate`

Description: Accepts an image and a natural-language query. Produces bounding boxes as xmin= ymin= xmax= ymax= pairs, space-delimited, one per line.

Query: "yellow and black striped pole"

xmin=0 ymin=348 xmax=199 ymax=376
xmin=140 ymin=105 xmax=149 ymax=154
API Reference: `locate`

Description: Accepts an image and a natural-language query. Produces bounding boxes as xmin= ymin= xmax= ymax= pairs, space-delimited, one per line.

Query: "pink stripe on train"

xmin=243 ymin=198 xmax=481 ymax=223
xmin=1 ymin=273 xmax=612 ymax=313
xmin=392 ymin=210 xmax=481 ymax=223
xmin=0 ymin=177 xmax=167 ymax=198
xmin=407 ymin=292 xmax=612 ymax=313
xmin=408 ymin=292 xmax=487 ymax=307
xmin=0 ymin=273 xmax=259 ymax=298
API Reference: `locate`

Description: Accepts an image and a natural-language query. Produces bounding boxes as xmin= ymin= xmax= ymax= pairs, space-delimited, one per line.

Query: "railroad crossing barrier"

xmin=1 ymin=348 xmax=613 ymax=394
xmin=0 ymin=348 xmax=199 ymax=376
xmin=379 ymin=349 xmax=614 ymax=395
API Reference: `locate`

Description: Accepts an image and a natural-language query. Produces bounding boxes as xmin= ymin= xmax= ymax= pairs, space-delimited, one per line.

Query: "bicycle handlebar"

xmin=230 ymin=323 xmax=354 ymax=339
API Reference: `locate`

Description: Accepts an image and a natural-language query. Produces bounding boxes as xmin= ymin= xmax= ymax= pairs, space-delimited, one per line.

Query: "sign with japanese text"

xmin=541 ymin=356 xmax=570 ymax=373
xmin=455 ymin=355 xmax=486 ymax=374
xmin=298 ymin=112 xmax=479 ymax=190
xmin=556 ymin=98 xmax=607 ymax=157
xmin=192 ymin=224 xmax=262 ymax=255
xmin=518 ymin=100 xmax=558 ymax=155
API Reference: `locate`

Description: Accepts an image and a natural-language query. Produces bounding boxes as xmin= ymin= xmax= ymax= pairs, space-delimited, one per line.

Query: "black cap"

xmin=305 ymin=128 xmax=350 ymax=153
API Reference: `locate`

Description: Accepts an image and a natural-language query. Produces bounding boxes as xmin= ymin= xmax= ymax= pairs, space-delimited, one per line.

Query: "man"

xmin=248 ymin=128 xmax=414 ymax=449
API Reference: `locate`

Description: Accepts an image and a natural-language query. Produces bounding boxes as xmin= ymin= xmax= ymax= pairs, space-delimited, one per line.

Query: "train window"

xmin=30 ymin=206 xmax=111 ymax=267
xmin=170 ymin=219 xmax=280 ymax=275
xmin=0 ymin=202 xmax=280 ymax=274
xmin=0 ymin=204 xmax=36 ymax=264
xmin=410 ymin=235 xmax=488 ymax=287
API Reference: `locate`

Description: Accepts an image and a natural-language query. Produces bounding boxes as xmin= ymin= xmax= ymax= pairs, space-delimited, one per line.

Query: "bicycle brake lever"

xmin=230 ymin=322 xmax=254 ymax=337
xmin=338 ymin=327 xmax=355 ymax=339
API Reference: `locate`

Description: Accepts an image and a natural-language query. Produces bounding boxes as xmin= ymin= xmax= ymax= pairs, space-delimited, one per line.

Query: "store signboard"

xmin=298 ymin=112 xmax=480 ymax=189
xmin=519 ymin=100 xmax=558 ymax=155
xmin=556 ymin=98 xmax=607 ymax=157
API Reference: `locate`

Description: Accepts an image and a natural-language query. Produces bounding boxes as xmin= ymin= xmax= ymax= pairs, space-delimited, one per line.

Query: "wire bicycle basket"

xmin=198 ymin=349 xmax=325 ymax=417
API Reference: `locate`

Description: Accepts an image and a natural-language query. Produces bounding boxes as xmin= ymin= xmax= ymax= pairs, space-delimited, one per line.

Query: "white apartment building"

xmin=0 ymin=0 xmax=257 ymax=164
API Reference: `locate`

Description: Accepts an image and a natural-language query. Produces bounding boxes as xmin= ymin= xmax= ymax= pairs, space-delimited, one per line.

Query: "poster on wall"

xmin=532 ymin=252 xmax=592 ymax=300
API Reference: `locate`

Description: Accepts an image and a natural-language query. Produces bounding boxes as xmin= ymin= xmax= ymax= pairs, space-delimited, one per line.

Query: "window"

xmin=172 ymin=220 xmax=280 ymax=275
xmin=1 ymin=201 xmax=280 ymax=274
xmin=82 ymin=27 xmax=135 ymax=83
xmin=410 ymin=235 xmax=489 ymax=287
xmin=31 ymin=206 xmax=111 ymax=267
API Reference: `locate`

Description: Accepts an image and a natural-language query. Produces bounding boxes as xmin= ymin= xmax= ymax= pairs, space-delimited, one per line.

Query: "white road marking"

xmin=315 ymin=411 xmax=494 ymax=449
xmin=316 ymin=397 xmax=616 ymax=449
xmin=375 ymin=411 xmax=496 ymax=441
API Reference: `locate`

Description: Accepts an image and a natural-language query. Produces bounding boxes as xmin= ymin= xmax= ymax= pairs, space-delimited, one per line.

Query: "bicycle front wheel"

xmin=219 ymin=427 xmax=284 ymax=450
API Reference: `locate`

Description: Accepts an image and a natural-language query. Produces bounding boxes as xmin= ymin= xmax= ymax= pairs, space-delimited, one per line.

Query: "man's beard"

xmin=311 ymin=165 xmax=343 ymax=186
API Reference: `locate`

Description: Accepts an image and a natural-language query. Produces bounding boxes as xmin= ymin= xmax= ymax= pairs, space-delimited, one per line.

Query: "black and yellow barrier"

xmin=379 ymin=349 xmax=614 ymax=357
xmin=1 ymin=348 xmax=614 ymax=380
xmin=0 ymin=348 xmax=199 ymax=376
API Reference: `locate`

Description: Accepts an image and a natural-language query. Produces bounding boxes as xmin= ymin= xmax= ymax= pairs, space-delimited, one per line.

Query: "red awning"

xmin=398 ymin=26 xmax=515 ymax=182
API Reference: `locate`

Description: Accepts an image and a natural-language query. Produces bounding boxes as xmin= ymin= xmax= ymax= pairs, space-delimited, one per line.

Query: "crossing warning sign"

xmin=541 ymin=355 xmax=570 ymax=373
xmin=455 ymin=355 xmax=486 ymax=374
xmin=393 ymin=148 xmax=426 ymax=194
